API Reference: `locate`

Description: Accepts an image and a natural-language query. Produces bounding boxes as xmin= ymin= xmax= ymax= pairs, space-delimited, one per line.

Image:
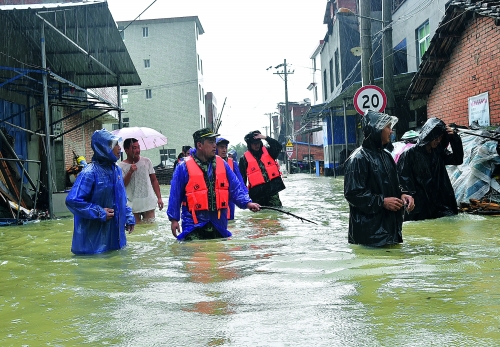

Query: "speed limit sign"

xmin=353 ymin=85 xmax=387 ymax=115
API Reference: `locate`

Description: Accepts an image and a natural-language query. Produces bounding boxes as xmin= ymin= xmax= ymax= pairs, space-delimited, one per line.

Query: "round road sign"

xmin=353 ymin=85 xmax=387 ymax=115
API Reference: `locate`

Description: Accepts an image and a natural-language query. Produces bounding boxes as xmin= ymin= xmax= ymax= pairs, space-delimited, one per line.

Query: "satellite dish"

xmin=350 ymin=47 xmax=362 ymax=56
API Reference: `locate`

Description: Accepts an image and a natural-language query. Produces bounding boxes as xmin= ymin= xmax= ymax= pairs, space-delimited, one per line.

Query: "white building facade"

xmin=113 ymin=16 xmax=206 ymax=164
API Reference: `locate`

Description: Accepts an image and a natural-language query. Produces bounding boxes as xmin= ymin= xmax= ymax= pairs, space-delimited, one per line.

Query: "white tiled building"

xmin=111 ymin=16 xmax=206 ymax=164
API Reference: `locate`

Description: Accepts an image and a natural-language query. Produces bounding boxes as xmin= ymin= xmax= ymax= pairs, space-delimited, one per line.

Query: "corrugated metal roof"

xmin=406 ymin=0 xmax=500 ymax=100
xmin=0 ymin=1 xmax=141 ymax=89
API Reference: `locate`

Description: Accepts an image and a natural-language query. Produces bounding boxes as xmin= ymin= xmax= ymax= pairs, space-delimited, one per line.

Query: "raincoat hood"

xmin=228 ymin=149 xmax=237 ymax=162
xmin=91 ymin=129 xmax=121 ymax=164
xmin=362 ymin=110 xmax=398 ymax=150
xmin=216 ymin=137 xmax=229 ymax=145
xmin=244 ymin=130 xmax=263 ymax=152
xmin=215 ymin=137 xmax=229 ymax=157
xmin=417 ymin=118 xmax=449 ymax=147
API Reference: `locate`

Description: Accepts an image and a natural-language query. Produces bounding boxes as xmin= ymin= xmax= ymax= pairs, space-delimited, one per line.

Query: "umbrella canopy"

xmin=111 ymin=127 xmax=167 ymax=150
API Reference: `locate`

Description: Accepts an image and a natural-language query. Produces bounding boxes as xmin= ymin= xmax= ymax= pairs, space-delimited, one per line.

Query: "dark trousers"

xmin=184 ymin=222 xmax=222 ymax=241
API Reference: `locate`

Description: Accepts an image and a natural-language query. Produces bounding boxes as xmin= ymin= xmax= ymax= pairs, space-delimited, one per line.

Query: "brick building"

xmin=407 ymin=1 xmax=500 ymax=127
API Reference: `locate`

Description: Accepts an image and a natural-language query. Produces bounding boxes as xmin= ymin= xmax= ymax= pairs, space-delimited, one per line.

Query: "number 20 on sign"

xmin=353 ymin=85 xmax=387 ymax=115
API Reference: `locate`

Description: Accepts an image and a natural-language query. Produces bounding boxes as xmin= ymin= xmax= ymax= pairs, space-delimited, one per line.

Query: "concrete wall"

xmin=114 ymin=18 xmax=205 ymax=165
xmin=427 ymin=16 xmax=500 ymax=126
xmin=392 ymin=0 xmax=451 ymax=73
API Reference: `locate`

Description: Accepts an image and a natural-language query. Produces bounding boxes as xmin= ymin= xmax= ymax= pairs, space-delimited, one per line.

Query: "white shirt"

xmin=118 ymin=156 xmax=157 ymax=213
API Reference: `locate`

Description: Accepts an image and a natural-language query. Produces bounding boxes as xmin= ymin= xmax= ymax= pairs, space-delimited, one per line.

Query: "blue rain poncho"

xmin=66 ymin=129 xmax=135 ymax=255
xmin=167 ymin=153 xmax=252 ymax=241
xmin=344 ymin=111 xmax=405 ymax=246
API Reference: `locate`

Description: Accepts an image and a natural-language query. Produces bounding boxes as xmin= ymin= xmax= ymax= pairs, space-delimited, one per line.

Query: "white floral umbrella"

xmin=111 ymin=127 xmax=167 ymax=150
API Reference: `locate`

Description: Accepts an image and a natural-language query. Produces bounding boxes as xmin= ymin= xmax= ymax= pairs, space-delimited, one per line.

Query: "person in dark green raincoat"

xmin=397 ymin=117 xmax=463 ymax=221
xmin=344 ymin=110 xmax=414 ymax=246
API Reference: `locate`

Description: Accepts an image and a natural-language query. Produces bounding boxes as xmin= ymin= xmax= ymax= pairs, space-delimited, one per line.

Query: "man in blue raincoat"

xmin=216 ymin=136 xmax=247 ymax=220
xmin=167 ymin=128 xmax=260 ymax=241
xmin=66 ymin=129 xmax=135 ymax=255
xmin=344 ymin=110 xmax=415 ymax=246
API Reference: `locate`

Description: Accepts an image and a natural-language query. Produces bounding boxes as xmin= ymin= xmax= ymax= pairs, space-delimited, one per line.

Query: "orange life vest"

xmin=227 ymin=157 xmax=234 ymax=171
xmin=184 ymin=156 xmax=229 ymax=224
xmin=244 ymin=147 xmax=281 ymax=189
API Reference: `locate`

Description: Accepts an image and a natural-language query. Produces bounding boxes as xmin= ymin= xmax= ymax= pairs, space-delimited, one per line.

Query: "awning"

xmin=0 ymin=1 xmax=141 ymax=89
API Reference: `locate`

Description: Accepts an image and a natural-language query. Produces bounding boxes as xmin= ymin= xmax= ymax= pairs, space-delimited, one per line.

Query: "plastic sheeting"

xmin=448 ymin=131 xmax=500 ymax=204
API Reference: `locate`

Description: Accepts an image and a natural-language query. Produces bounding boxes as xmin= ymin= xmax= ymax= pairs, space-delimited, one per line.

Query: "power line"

xmin=119 ymin=0 xmax=158 ymax=32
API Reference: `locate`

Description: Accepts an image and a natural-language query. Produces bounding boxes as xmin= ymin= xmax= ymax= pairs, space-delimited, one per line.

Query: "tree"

xmin=228 ymin=142 xmax=247 ymax=161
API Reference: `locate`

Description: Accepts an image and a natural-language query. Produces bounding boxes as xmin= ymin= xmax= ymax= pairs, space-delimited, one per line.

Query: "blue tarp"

xmin=447 ymin=131 xmax=500 ymax=203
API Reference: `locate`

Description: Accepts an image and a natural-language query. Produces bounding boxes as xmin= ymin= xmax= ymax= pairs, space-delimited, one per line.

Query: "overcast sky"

xmin=105 ymin=0 xmax=328 ymax=145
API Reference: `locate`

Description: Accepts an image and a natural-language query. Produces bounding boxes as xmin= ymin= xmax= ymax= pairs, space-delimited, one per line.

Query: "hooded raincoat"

xmin=66 ymin=129 xmax=135 ymax=255
xmin=167 ymin=153 xmax=252 ymax=241
xmin=397 ymin=118 xmax=463 ymax=221
xmin=344 ymin=111 xmax=404 ymax=246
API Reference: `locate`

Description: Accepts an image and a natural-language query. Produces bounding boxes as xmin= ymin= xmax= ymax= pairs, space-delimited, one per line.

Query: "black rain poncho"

xmin=344 ymin=111 xmax=404 ymax=246
xmin=397 ymin=117 xmax=463 ymax=221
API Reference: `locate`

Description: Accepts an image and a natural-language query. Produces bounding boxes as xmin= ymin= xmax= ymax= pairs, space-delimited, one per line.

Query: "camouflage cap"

xmin=192 ymin=128 xmax=220 ymax=142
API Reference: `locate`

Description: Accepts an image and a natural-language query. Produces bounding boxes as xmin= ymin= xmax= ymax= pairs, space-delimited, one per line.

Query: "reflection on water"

xmin=1 ymin=174 xmax=500 ymax=346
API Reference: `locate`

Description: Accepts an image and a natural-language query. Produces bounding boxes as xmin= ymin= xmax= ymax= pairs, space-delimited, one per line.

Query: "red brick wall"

xmin=427 ymin=16 xmax=500 ymax=126
xmin=290 ymin=143 xmax=324 ymax=161
xmin=62 ymin=109 xmax=100 ymax=168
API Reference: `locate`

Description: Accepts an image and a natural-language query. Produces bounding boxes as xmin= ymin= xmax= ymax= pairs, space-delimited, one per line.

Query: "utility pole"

xmin=264 ymin=112 xmax=274 ymax=138
xmin=382 ymin=0 xmax=395 ymax=116
xmin=360 ymin=0 xmax=374 ymax=86
xmin=263 ymin=126 xmax=269 ymax=137
xmin=269 ymin=60 xmax=294 ymax=173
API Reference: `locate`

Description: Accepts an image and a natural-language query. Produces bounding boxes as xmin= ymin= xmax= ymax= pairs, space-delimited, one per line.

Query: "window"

xmin=118 ymin=26 xmax=125 ymax=40
xmin=417 ymin=21 xmax=430 ymax=65
xmin=334 ymin=49 xmax=340 ymax=86
xmin=121 ymin=89 xmax=128 ymax=104
xmin=394 ymin=39 xmax=408 ymax=74
xmin=112 ymin=117 xmax=129 ymax=130
xmin=142 ymin=27 xmax=149 ymax=38
xmin=329 ymin=59 xmax=334 ymax=93
xmin=160 ymin=148 xmax=177 ymax=161
xmin=144 ymin=59 xmax=150 ymax=68
xmin=199 ymin=84 xmax=201 ymax=101
xmin=197 ymin=54 xmax=200 ymax=70
xmin=146 ymin=89 xmax=152 ymax=99
xmin=202 ymin=88 xmax=204 ymax=103
xmin=200 ymin=59 xmax=203 ymax=75
xmin=314 ymin=85 xmax=318 ymax=102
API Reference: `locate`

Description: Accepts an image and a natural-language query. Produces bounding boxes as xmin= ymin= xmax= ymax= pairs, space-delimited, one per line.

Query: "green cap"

xmin=192 ymin=128 xmax=220 ymax=142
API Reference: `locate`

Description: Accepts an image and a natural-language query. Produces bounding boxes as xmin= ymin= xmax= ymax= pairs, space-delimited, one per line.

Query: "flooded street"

xmin=1 ymin=174 xmax=500 ymax=346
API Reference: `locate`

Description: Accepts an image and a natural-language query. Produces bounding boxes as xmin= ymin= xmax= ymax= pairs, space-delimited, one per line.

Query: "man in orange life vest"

xmin=239 ymin=130 xmax=286 ymax=207
xmin=167 ymin=128 xmax=260 ymax=241
xmin=216 ymin=137 xmax=247 ymax=220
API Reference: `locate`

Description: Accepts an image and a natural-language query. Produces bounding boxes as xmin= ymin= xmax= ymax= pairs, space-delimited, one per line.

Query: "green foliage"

xmin=229 ymin=143 xmax=247 ymax=158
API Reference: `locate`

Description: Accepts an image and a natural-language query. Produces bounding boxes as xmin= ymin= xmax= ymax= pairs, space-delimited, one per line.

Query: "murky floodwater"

xmin=1 ymin=174 xmax=500 ymax=346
